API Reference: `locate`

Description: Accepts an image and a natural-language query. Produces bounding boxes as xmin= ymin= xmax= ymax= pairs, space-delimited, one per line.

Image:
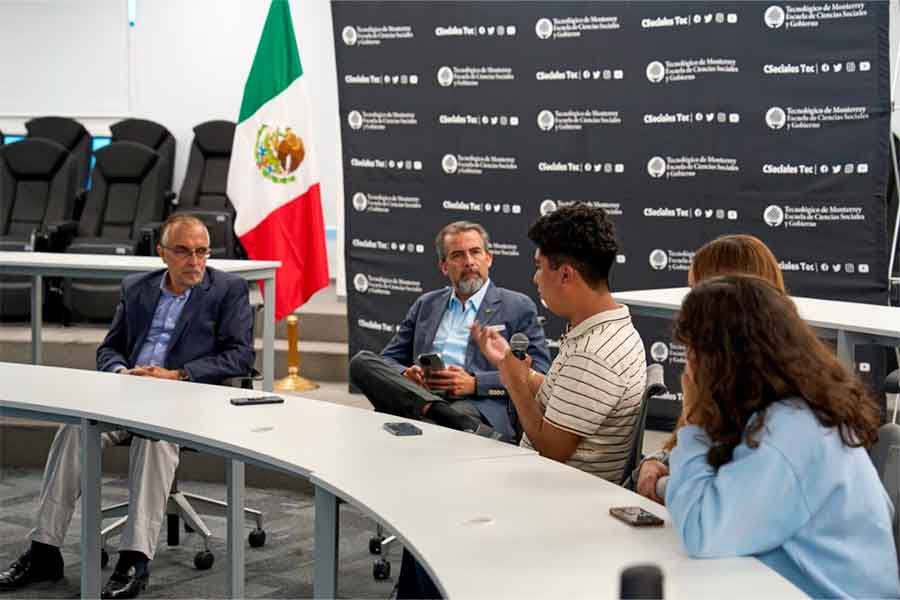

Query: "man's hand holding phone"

xmin=425 ymin=365 xmax=475 ymax=397
xmin=402 ymin=364 xmax=426 ymax=387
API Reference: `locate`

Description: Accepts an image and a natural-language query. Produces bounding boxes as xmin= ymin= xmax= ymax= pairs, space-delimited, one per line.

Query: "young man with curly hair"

xmin=473 ymin=203 xmax=646 ymax=481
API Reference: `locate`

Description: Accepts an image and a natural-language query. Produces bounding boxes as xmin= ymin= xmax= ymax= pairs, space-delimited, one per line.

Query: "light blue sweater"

xmin=667 ymin=399 xmax=900 ymax=599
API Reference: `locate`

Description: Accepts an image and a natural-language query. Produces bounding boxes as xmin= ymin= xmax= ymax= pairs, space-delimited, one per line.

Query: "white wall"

xmin=0 ymin=0 xmax=346 ymax=292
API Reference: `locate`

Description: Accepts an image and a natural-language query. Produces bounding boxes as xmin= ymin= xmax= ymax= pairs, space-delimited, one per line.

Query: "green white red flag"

xmin=227 ymin=0 xmax=329 ymax=319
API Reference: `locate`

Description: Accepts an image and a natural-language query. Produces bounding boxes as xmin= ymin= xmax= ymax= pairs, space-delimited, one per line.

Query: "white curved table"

xmin=614 ymin=287 xmax=900 ymax=367
xmin=0 ymin=362 xmax=803 ymax=599
xmin=0 ymin=252 xmax=281 ymax=390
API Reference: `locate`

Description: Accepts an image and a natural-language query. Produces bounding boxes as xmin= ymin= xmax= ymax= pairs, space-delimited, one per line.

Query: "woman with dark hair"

xmin=635 ymin=234 xmax=786 ymax=502
xmin=666 ymin=275 xmax=899 ymax=598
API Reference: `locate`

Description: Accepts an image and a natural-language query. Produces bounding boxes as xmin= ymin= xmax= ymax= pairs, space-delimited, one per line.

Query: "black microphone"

xmin=620 ymin=564 xmax=664 ymax=599
xmin=645 ymin=363 xmax=667 ymax=398
xmin=510 ymin=332 xmax=529 ymax=360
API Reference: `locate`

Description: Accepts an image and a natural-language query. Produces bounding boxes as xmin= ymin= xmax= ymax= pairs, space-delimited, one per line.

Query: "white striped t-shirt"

xmin=521 ymin=305 xmax=646 ymax=481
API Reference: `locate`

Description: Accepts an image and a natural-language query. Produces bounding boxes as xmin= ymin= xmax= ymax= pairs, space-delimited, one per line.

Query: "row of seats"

xmin=0 ymin=117 xmax=239 ymax=322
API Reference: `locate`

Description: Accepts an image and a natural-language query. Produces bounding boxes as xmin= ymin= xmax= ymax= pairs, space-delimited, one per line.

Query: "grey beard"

xmin=457 ymin=276 xmax=484 ymax=296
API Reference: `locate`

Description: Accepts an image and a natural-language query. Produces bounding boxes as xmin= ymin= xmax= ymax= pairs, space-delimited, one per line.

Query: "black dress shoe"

xmin=101 ymin=565 xmax=149 ymax=599
xmin=0 ymin=548 xmax=64 ymax=591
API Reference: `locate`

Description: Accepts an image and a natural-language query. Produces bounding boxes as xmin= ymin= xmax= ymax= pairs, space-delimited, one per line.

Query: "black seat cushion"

xmin=110 ymin=119 xmax=168 ymax=150
xmin=1 ymin=139 xmax=68 ymax=177
xmin=194 ymin=121 xmax=235 ymax=155
xmin=25 ymin=117 xmax=88 ymax=151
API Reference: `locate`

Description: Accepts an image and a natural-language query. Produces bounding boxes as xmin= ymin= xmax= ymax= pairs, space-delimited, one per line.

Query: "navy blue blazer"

xmin=380 ymin=281 xmax=550 ymax=432
xmin=96 ymin=267 xmax=255 ymax=384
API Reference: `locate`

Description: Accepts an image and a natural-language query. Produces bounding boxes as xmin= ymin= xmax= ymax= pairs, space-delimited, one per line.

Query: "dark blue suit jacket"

xmin=96 ymin=267 xmax=255 ymax=384
xmin=380 ymin=281 xmax=550 ymax=435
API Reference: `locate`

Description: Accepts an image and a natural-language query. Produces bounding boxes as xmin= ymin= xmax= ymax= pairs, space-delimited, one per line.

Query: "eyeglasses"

xmin=161 ymin=245 xmax=212 ymax=259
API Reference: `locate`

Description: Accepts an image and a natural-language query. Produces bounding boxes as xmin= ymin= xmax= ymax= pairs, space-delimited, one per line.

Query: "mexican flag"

xmin=228 ymin=0 xmax=329 ymax=320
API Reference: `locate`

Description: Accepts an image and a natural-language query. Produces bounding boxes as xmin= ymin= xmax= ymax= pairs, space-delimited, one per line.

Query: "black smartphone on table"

xmin=230 ymin=395 xmax=284 ymax=406
xmin=609 ymin=506 xmax=665 ymax=527
xmin=383 ymin=422 xmax=423 ymax=436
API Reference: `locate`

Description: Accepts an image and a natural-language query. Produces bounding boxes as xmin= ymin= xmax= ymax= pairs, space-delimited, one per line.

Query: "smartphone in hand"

xmin=416 ymin=353 xmax=446 ymax=372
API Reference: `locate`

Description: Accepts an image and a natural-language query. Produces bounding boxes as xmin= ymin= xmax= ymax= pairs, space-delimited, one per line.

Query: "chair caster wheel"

xmin=101 ymin=549 xmax=109 ymax=569
xmin=369 ymin=536 xmax=384 ymax=555
xmin=248 ymin=528 xmax=266 ymax=548
xmin=373 ymin=558 xmax=391 ymax=580
xmin=194 ymin=550 xmax=214 ymax=570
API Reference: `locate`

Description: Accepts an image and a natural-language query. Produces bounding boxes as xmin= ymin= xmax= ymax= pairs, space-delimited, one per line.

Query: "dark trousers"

xmin=349 ymin=350 xmax=443 ymax=419
xmin=349 ymin=351 xmax=491 ymax=430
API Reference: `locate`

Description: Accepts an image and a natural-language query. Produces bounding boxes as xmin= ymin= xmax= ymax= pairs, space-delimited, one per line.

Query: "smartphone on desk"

xmin=609 ymin=506 xmax=664 ymax=527
xmin=383 ymin=422 xmax=423 ymax=436
xmin=230 ymin=395 xmax=284 ymax=406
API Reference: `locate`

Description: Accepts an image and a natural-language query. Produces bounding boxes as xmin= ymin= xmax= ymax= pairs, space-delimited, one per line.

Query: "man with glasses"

xmin=350 ymin=221 xmax=550 ymax=441
xmin=0 ymin=214 xmax=254 ymax=599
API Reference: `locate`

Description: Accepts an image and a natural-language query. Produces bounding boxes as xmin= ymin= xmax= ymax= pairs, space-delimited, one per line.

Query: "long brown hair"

xmin=673 ymin=276 xmax=879 ymax=470
xmin=662 ymin=235 xmax=785 ymax=452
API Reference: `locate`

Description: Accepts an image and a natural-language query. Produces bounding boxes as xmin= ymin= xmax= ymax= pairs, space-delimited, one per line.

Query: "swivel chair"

xmin=25 ymin=116 xmax=92 ymax=193
xmin=175 ymin=120 xmax=240 ymax=258
xmin=110 ymin=118 xmax=177 ymax=194
xmin=621 ymin=363 xmax=668 ymax=488
xmin=98 ymin=333 xmax=268 ymax=570
xmin=99 ymin=443 xmax=267 ymax=571
xmin=0 ymin=139 xmax=78 ymax=319
xmin=63 ymin=141 xmax=167 ymax=322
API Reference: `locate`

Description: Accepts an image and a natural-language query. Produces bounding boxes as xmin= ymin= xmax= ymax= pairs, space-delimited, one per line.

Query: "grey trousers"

xmin=28 ymin=424 xmax=179 ymax=560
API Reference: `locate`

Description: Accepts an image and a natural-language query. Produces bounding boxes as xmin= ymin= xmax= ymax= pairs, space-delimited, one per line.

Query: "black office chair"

xmin=175 ymin=120 xmax=240 ymax=258
xmin=63 ymin=141 xmax=167 ymax=322
xmin=110 ymin=118 xmax=177 ymax=194
xmin=99 ymin=445 xmax=266 ymax=571
xmin=99 ymin=364 xmax=267 ymax=570
xmin=0 ymin=139 xmax=78 ymax=319
xmin=621 ymin=364 xmax=669 ymax=488
xmin=25 ymin=116 xmax=92 ymax=194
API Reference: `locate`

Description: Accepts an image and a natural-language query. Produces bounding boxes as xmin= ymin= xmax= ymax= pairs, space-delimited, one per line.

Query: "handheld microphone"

xmin=645 ymin=363 xmax=667 ymax=398
xmin=509 ymin=332 xmax=529 ymax=360
xmin=656 ymin=476 xmax=669 ymax=501
xmin=620 ymin=564 xmax=664 ymax=599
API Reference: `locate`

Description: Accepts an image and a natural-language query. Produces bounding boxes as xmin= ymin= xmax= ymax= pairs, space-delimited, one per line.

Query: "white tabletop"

xmin=313 ymin=454 xmax=801 ymax=599
xmin=614 ymin=287 xmax=900 ymax=339
xmin=0 ymin=251 xmax=280 ymax=275
xmin=0 ymin=362 xmax=802 ymax=598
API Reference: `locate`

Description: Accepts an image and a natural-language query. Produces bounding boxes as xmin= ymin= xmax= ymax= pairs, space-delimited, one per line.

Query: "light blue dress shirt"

xmin=431 ymin=278 xmax=491 ymax=367
xmin=108 ymin=274 xmax=192 ymax=372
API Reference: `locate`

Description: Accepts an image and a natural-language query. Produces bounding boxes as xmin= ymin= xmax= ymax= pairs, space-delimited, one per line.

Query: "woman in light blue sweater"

xmin=666 ymin=275 xmax=900 ymax=599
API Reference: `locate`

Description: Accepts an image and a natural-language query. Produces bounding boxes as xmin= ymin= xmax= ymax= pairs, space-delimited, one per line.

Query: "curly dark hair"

xmin=527 ymin=203 xmax=618 ymax=288
xmin=673 ymin=275 xmax=879 ymax=470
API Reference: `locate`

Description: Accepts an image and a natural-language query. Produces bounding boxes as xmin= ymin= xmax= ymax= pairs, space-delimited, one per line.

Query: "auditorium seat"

xmin=175 ymin=120 xmax=241 ymax=258
xmin=63 ymin=141 xmax=167 ymax=322
xmin=110 ymin=118 xmax=177 ymax=194
xmin=0 ymin=139 xmax=78 ymax=319
xmin=25 ymin=116 xmax=92 ymax=194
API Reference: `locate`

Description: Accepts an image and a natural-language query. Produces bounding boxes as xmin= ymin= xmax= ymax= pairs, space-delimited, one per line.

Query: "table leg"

xmin=226 ymin=459 xmax=245 ymax=599
xmin=313 ymin=487 xmax=339 ymax=599
xmin=80 ymin=418 xmax=102 ymax=599
xmin=31 ymin=275 xmax=42 ymax=364
xmin=836 ymin=330 xmax=855 ymax=369
xmin=263 ymin=274 xmax=275 ymax=392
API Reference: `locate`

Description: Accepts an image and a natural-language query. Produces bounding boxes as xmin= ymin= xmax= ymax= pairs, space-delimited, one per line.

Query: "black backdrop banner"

xmin=333 ymin=1 xmax=892 ymax=417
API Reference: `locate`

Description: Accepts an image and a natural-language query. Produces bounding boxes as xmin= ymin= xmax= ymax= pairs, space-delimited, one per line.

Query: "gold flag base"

xmin=275 ymin=368 xmax=319 ymax=392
